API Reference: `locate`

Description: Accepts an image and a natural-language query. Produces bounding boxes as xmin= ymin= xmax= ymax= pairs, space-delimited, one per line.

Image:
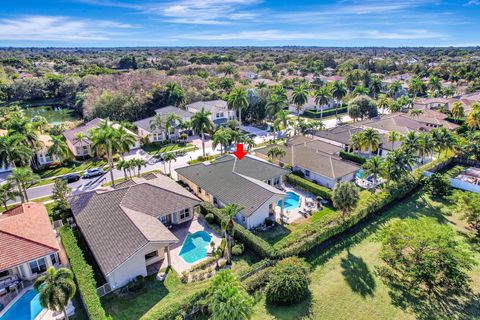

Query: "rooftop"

xmin=186 ymin=100 xmax=228 ymax=113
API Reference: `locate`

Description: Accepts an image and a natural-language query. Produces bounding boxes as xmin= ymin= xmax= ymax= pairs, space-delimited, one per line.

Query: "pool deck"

xmin=275 ymin=185 xmax=317 ymax=224
xmin=158 ymin=217 xmax=222 ymax=274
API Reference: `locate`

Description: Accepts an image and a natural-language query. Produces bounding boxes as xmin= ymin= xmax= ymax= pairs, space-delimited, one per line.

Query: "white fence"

xmin=424 ymin=171 xmax=480 ymax=194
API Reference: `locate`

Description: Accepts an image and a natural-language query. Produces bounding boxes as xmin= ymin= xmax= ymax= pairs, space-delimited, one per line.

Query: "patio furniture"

xmin=0 ymin=288 xmax=6 ymax=296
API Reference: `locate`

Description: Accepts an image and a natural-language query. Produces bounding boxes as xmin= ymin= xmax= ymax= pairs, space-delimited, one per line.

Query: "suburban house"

xmin=185 ymin=100 xmax=236 ymax=127
xmin=414 ymin=97 xmax=451 ymax=109
xmin=134 ymin=106 xmax=194 ymax=143
xmin=0 ymin=203 xmax=61 ymax=306
xmin=254 ymin=136 xmax=360 ymax=189
xmin=35 ymin=134 xmax=61 ymax=167
xmin=313 ymin=124 xmax=364 ymax=151
xmin=287 ymin=94 xmax=338 ymax=114
xmin=176 ymin=155 xmax=288 ymax=229
xmin=69 ymin=173 xmax=200 ymax=289
xmin=63 ymin=118 xmax=141 ymax=158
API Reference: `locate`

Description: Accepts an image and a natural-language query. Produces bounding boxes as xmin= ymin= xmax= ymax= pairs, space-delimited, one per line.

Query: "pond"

xmin=22 ymin=105 xmax=80 ymax=124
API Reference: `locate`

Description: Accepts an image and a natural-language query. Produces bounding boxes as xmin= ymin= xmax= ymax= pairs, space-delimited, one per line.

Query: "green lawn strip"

xmin=35 ymin=159 xmax=107 ymax=179
xmin=143 ymin=142 xmax=196 ymax=156
xmin=251 ymin=190 xmax=480 ymax=320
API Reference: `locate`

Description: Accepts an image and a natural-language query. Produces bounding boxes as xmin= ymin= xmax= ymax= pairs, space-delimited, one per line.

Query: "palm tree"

xmin=350 ymin=132 xmax=363 ymax=154
xmin=386 ymin=131 xmax=402 ymax=151
xmin=417 ymin=132 xmax=434 ymax=164
xmin=362 ymin=156 xmax=383 ymax=190
xmin=116 ymin=159 xmax=129 ymax=180
xmin=402 ymin=131 xmax=420 ymax=154
xmin=360 ymin=128 xmax=380 ymax=156
xmin=115 ymin=125 xmax=137 ymax=158
xmin=163 ymin=152 xmax=177 ymax=175
xmin=352 ymin=86 xmax=369 ymax=97
xmin=409 ymin=109 xmax=423 ymax=118
xmin=313 ymin=86 xmax=331 ymax=120
xmin=164 ymin=112 xmax=182 ymax=142
xmin=212 ymin=128 xmax=231 ymax=154
xmin=30 ymin=116 xmax=49 ymax=134
xmin=377 ymin=94 xmax=391 ymax=115
xmin=133 ymin=158 xmax=147 ymax=177
xmin=73 ymin=132 xmax=89 ymax=158
xmin=0 ymin=133 xmax=33 ymax=169
xmin=266 ymin=94 xmax=288 ymax=119
xmin=0 ymin=182 xmax=17 ymax=210
xmin=164 ymin=82 xmax=186 ymax=107
xmin=387 ymin=80 xmax=402 ymax=99
xmin=331 ymin=81 xmax=347 ymax=117
xmin=149 ymin=114 xmax=166 ymax=140
xmin=431 ymin=127 xmax=455 ymax=157
xmin=274 ymin=110 xmax=289 ymax=139
xmin=267 ymin=146 xmax=286 ymax=161
xmin=243 ymin=136 xmax=256 ymax=151
xmin=90 ymin=121 xmax=120 ymax=187
xmin=7 ymin=167 xmax=39 ymax=203
xmin=369 ymin=78 xmax=382 ymax=99
xmin=7 ymin=116 xmax=38 ymax=148
xmin=47 ymin=135 xmax=70 ymax=163
xmin=450 ymin=101 xmax=465 ymax=121
xmin=466 ymin=103 xmax=480 ymax=130
xmin=332 ymin=182 xmax=359 ymax=220
xmin=227 ymin=87 xmax=249 ymax=125
xmin=381 ymin=149 xmax=414 ymax=183
xmin=34 ymin=267 xmax=76 ymax=320
xmin=409 ymin=76 xmax=425 ymax=99
xmin=291 ymin=84 xmax=309 ymax=135
xmin=222 ymin=204 xmax=242 ymax=265
xmin=428 ymin=76 xmax=442 ymax=94
xmin=191 ymin=107 xmax=214 ymax=157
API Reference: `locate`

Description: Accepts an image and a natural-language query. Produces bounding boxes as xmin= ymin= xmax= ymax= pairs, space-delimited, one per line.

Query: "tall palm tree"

xmin=313 ymin=86 xmax=331 ymax=121
xmin=212 ymin=128 xmax=231 ymax=154
xmin=369 ymin=78 xmax=382 ymax=99
xmin=47 ymin=135 xmax=70 ymax=163
xmin=34 ymin=267 xmax=76 ymax=320
xmin=291 ymin=84 xmax=309 ymax=135
xmin=402 ymin=131 xmax=420 ymax=155
xmin=7 ymin=167 xmax=39 ymax=203
xmin=164 ymin=112 xmax=182 ymax=142
xmin=408 ymin=109 xmax=423 ymax=118
xmin=227 ymin=87 xmax=249 ymax=126
xmin=377 ymin=94 xmax=391 ymax=115
xmin=163 ymin=152 xmax=177 ymax=175
xmin=350 ymin=132 xmax=363 ymax=154
xmin=386 ymin=131 xmax=402 ymax=151
xmin=362 ymin=156 xmax=383 ymax=190
xmin=409 ymin=76 xmax=425 ymax=99
xmin=7 ymin=116 xmax=38 ymax=148
xmin=73 ymin=132 xmax=89 ymax=158
xmin=387 ymin=80 xmax=402 ymax=99
xmin=133 ymin=158 xmax=147 ymax=177
xmin=428 ymin=76 xmax=442 ymax=94
xmin=417 ymin=132 xmax=434 ymax=164
xmin=164 ymin=82 xmax=186 ymax=107
xmin=431 ymin=127 xmax=455 ymax=157
xmin=267 ymin=146 xmax=286 ymax=161
xmin=116 ymin=159 xmax=129 ymax=180
xmin=450 ymin=101 xmax=465 ymax=121
xmin=0 ymin=133 xmax=33 ymax=169
xmin=331 ymin=81 xmax=347 ymax=117
xmin=0 ymin=182 xmax=17 ymax=210
xmin=149 ymin=114 xmax=166 ymax=140
xmin=115 ymin=125 xmax=137 ymax=158
xmin=466 ymin=104 xmax=480 ymax=130
xmin=266 ymin=94 xmax=288 ymax=119
xmin=274 ymin=110 xmax=289 ymax=139
xmin=191 ymin=107 xmax=214 ymax=157
xmin=90 ymin=121 xmax=120 ymax=187
xmin=360 ymin=128 xmax=380 ymax=156
xmin=243 ymin=136 xmax=256 ymax=151
xmin=222 ymin=204 xmax=242 ymax=265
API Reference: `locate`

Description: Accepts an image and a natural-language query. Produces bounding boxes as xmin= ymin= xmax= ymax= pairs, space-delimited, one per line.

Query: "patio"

xmin=275 ymin=185 xmax=322 ymax=224
xmin=157 ymin=217 xmax=222 ymax=274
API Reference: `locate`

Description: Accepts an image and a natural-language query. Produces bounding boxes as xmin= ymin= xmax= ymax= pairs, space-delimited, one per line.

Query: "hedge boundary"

xmin=285 ymin=174 xmax=332 ymax=201
xmin=339 ymin=151 xmax=366 ymax=164
xmin=199 ymin=202 xmax=277 ymax=258
xmin=60 ymin=226 xmax=109 ymax=320
xmin=303 ymin=106 xmax=348 ymax=119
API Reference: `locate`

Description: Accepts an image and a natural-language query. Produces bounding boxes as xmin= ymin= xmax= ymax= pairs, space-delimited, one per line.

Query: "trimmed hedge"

xmin=339 ymin=151 xmax=366 ymax=164
xmin=145 ymin=288 xmax=209 ymax=320
xmin=59 ymin=226 xmax=108 ymax=320
xmin=199 ymin=202 xmax=277 ymax=258
xmin=303 ymin=106 xmax=348 ymax=119
xmin=285 ymin=174 xmax=332 ymax=201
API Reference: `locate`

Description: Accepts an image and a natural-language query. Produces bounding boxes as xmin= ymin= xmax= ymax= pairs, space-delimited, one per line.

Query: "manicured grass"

xmin=142 ymin=142 xmax=196 ymax=156
xmin=251 ymin=190 xmax=480 ymax=320
xmin=231 ymin=249 xmax=262 ymax=276
xmin=36 ymin=159 xmax=107 ymax=179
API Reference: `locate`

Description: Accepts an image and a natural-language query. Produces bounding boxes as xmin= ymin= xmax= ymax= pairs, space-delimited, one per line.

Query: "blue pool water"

xmin=0 ymin=289 xmax=43 ymax=320
xmin=279 ymin=191 xmax=301 ymax=210
xmin=356 ymin=169 xmax=365 ymax=179
xmin=179 ymin=231 xmax=212 ymax=264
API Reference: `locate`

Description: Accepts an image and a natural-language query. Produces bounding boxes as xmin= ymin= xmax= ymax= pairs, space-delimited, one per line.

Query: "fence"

xmin=424 ymin=157 xmax=480 ymax=194
xmin=96 ymin=283 xmax=113 ymax=297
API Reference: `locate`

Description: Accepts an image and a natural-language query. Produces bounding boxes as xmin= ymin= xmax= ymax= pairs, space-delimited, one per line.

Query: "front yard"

xmin=142 ymin=142 xmax=196 ymax=156
xmin=250 ymin=190 xmax=480 ymax=320
xmin=35 ymin=158 xmax=107 ymax=179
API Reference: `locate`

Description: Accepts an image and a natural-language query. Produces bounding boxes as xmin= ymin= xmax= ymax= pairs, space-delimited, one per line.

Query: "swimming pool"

xmin=279 ymin=191 xmax=301 ymax=210
xmin=0 ymin=289 xmax=43 ymax=320
xmin=179 ymin=231 xmax=212 ymax=264
xmin=356 ymin=169 xmax=365 ymax=179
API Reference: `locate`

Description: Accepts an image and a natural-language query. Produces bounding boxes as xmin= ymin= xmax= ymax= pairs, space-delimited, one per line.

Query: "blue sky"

xmin=0 ymin=0 xmax=479 ymax=47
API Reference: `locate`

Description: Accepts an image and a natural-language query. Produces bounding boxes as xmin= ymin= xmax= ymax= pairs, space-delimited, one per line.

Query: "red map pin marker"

xmin=232 ymin=143 xmax=247 ymax=160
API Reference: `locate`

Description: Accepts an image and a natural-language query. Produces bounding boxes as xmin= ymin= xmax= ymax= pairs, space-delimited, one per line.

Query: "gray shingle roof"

xmin=135 ymin=106 xmax=193 ymax=132
xmin=63 ymin=118 xmax=103 ymax=145
xmin=186 ymin=100 xmax=228 ymax=113
xmin=176 ymin=155 xmax=286 ymax=217
xmin=313 ymin=125 xmax=363 ymax=145
xmin=69 ymin=174 xmax=200 ymax=276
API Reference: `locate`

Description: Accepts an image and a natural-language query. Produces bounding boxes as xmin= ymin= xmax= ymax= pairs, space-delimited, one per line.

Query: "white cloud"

xmin=465 ymin=0 xmax=480 ymax=5
xmin=0 ymin=15 xmax=134 ymax=42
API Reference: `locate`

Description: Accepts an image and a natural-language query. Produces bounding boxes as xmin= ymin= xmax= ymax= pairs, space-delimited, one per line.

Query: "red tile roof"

xmin=0 ymin=203 xmax=59 ymax=270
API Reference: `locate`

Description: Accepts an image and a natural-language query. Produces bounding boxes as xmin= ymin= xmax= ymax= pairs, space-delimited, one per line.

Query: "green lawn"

xmin=142 ymin=142 xmax=196 ymax=156
xmin=251 ymin=190 xmax=480 ymax=320
xmin=36 ymin=159 xmax=107 ymax=179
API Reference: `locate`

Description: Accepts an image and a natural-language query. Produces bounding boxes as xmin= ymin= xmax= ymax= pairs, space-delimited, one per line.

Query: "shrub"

xmin=291 ymin=170 xmax=305 ymax=178
xmin=190 ymin=256 xmax=218 ymax=272
xmin=147 ymin=289 xmax=209 ymax=320
xmin=205 ymin=213 xmax=215 ymax=223
xmin=243 ymin=266 xmax=273 ymax=293
xmin=59 ymin=226 xmax=108 ymax=320
xmin=285 ymin=174 xmax=332 ymax=201
xmin=339 ymin=151 xmax=366 ymax=164
xmin=265 ymin=257 xmax=311 ymax=305
xmin=200 ymin=202 xmax=277 ymax=258
xmin=425 ymin=172 xmax=450 ymax=197
xmin=127 ymin=275 xmax=145 ymax=292
xmin=232 ymin=243 xmax=245 ymax=256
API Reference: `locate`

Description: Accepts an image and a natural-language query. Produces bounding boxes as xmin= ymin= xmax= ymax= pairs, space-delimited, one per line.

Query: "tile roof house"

xmin=69 ymin=173 xmax=200 ymax=289
xmin=134 ymin=106 xmax=194 ymax=143
xmin=185 ymin=100 xmax=236 ymax=127
xmin=63 ymin=118 xmax=140 ymax=158
xmin=0 ymin=203 xmax=61 ymax=299
xmin=254 ymin=136 xmax=360 ymax=189
xmin=176 ymin=155 xmax=288 ymax=229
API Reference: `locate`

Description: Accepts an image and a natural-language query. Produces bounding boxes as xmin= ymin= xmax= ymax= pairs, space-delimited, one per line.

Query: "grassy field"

xmin=36 ymin=159 xmax=107 ymax=179
xmin=142 ymin=142 xmax=196 ymax=156
xmin=251 ymin=190 xmax=480 ymax=320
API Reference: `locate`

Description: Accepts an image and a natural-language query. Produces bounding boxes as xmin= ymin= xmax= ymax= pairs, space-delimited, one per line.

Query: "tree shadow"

xmin=340 ymin=250 xmax=376 ymax=298
xmin=264 ymin=292 xmax=313 ymax=320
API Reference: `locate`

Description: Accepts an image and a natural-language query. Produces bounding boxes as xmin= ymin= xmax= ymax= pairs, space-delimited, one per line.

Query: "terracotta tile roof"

xmin=0 ymin=203 xmax=59 ymax=270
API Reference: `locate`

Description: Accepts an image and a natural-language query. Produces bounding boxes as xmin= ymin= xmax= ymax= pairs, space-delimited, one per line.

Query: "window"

xmin=0 ymin=270 xmax=9 ymax=278
xmin=29 ymin=258 xmax=46 ymax=274
xmin=305 ymin=170 xmax=311 ymax=177
xmin=50 ymin=253 xmax=57 ymax=265
xmin=198 ymin=186 xmax=202 ymax=194
xmin=274 ymin=177 xmax=280 ymax=185
xmin=145 ymin=251 xmax=158 ymax=260
xmin=180 ymin=208 xmax=190 ymax=220
xmin=160 ymin=216 xmax=167 ymax=223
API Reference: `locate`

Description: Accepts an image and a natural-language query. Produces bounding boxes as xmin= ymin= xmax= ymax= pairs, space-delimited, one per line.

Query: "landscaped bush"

xmin=265 ymin=257 xmax=311 ymax=305
xmin=190 ymin=256 xmax=218 ymax=272
xmin=242 ymin=266 xmax=273 ymax=293
xmin=232 ymin=243 xmax=245 ymax=256
xmin=339 ymin=151 xmax=366 ymax=164
xmin=205 ymin=213 xmax=215 ymax=223
xmin=285 ymin=174 xmax=332 ymax=201
xmin=145 ymin=288 xmax=210 ymax=320
xmin=425 ymin=172 xmax=451 ymax=197
xmin=303 ymin=106 xmax=348 ymax=119
xmin=59 ymin=226 xmax=108 ymax=320
xmin=200 ymin=202 xmax=277 ymax=258
xmin=127 ymin=275 xmax=145 ymax=292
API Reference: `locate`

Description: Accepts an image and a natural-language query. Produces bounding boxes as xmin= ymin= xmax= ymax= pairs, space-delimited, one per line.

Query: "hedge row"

xmin=199 ymin=202 xmax=277 ymax=258
xmin=339 ymin=151 xmax=366 ymax=164
xmin=145 ymin=289 xmax=209 ymax=320
xmin=273 ymin=157 xmax=449 ymax=257
xmin=303 ymin=106 xmax=348 ymax=119
xmin=285 ymin=174 xmax=332 ymax=201
xmin=59 ymin=226 xmax=109 ymax=320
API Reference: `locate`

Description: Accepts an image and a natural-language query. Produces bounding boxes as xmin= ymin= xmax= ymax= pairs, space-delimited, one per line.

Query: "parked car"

xmin=58 ymin=173 xmax=81 ymax=183
xmin=82 ymin=168 xmax=105 ymax=179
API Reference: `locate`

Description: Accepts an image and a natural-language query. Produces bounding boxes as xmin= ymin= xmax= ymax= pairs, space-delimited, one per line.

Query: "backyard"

xmin=250 ymin=190 xmax=480 ymax=320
